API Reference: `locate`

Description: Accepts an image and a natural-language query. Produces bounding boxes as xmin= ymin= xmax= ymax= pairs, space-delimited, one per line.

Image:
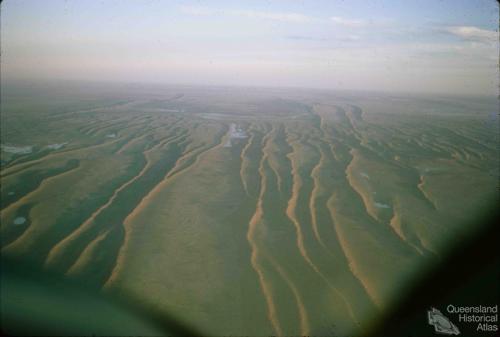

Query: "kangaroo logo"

xmin=428 ymin=307 xmax=460 ymax=335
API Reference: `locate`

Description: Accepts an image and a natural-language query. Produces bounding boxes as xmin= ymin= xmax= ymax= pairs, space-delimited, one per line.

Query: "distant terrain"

xmin=1 ymin=82 xmax=497 ymax=336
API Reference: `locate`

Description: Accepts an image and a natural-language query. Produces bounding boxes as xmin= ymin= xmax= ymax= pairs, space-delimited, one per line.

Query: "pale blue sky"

xmin=1 ymin=0 xmax=498 ymax=95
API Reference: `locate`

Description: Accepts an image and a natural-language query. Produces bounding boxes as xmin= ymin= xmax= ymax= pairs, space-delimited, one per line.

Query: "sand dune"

xmin=245 ymin=131 xmax=283 ymax=336
xmin=1 ymin=162 xmax=80 ymax=217
xmin=389 ymin=201 xmax=426 ymax=256
xmin=284 ymin=135 xmax=315 ymax=271
xmin=239 ymin=128 xmax=265 ymax=199
xmin=66 ymin=228 xmax=111 ymax=276
xmin=1 ymin=137 xmax=124 ymax=178
xmin=44 ymin=133 xmax=180 ymax=269
xmin=284 ymin=132 xmax=358 ymax=325
xmin=326 ymin=194 xmax=382 ymax=309
xmin=309 ymin=145 xmax=329 ymax=250
xmin=1 ymin=164 xmax=82 ymax=249
xmin=271 ymin=260 xmax=309 ymax=336
xmin=104 ymin=126 xmax=226 ymax=287
xmin=239 ymin=129 xmax=255 ymax=196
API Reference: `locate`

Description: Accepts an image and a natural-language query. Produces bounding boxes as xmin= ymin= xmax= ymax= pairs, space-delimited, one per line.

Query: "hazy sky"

xmin=1 ymin=0 xmax=498 ymax=95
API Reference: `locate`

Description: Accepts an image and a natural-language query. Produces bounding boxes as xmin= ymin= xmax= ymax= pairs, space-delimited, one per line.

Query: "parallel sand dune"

xmin=1 ymin=85 xmax=498 ymax=336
